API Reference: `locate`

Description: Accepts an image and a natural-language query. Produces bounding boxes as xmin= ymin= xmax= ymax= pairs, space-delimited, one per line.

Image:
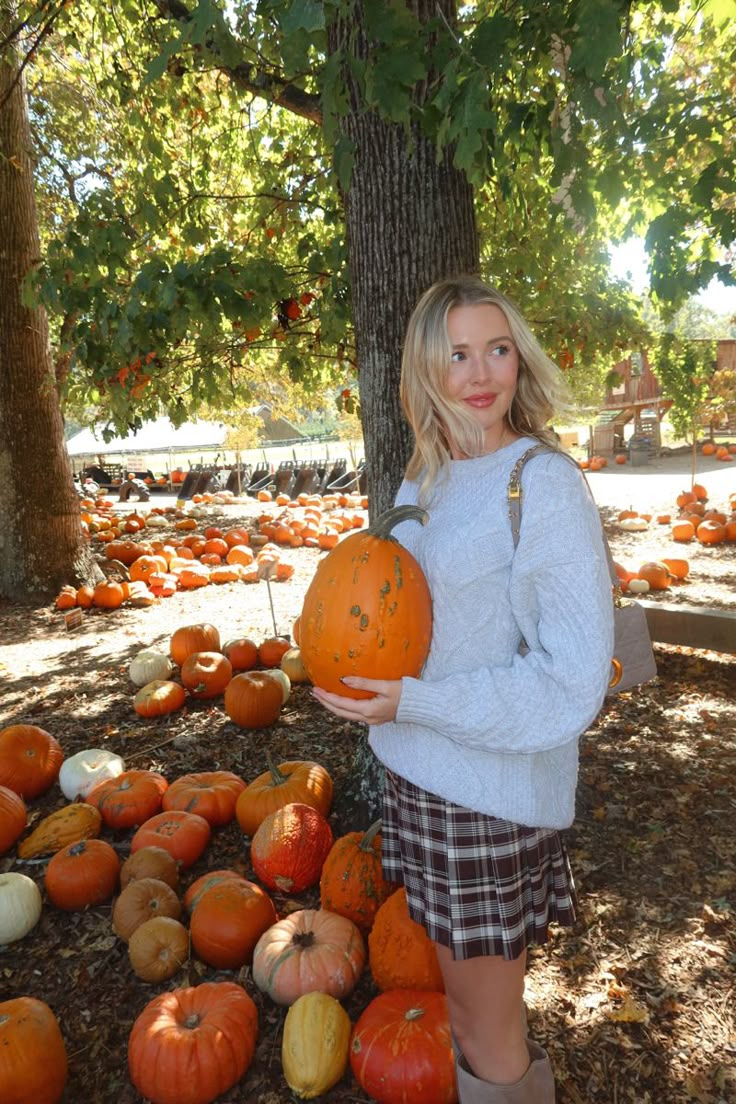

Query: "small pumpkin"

xmin=120 ymin=845 xmax=180 ymax=890
xmin=0 ymin=724 xmax=63 ymax=799
xmin=0 ymin=872 xmax=42 ymax=944
xmin=280 ymin=647 xmax=310 ymax=683
xmin=252 ymin=908 xmax=365 ymax=1005
xmin=637 ymin=561 xmax=671 ymax=590
xmin=368 ymin=887 xmax=444 ymax=992
xmin=130 ymin=809 xmax=211 ymax=868
xmin=282 ymin=992 xmax=352 ymax=1099
xmin=134 ymin=679 xmax=187 ymax=718
xmin=0 ymin=997 xmax=68 ymax=1104
xmin=128 ymin=648 xmax=173 ymax=687
xmin=17 ymin=802 xmax=102 ymax=859
xmin=162 ymin=771 xmax=246 ymax=826
xmin=350 ymin=990 xmax=456 ymax=1104
xmin=222 ymin=637 xmax=259 ymax=671
xmin=93 ymin=579 xmax=126 ymax=609
xmin=224 ymin=671 xmax=283 ymax=728
xmin=189 ymin=877 xmax=277 ymax=969
xmin=250 ymin=803 xmax=334 ymax=894
xmin=128 ymin=982 xmax=258 ymax=1104
xmin=180 ymin=651 xmax=233 ymax=699
xmin=263 ymin=667 xmax=291 ymax=703
xmin=86 ymin=769 xmax=168 ymax=829
xmin=183 ymin=868 xmax=247 ymax=913
xmin=169 ymin=622 xmax=221 ymax=666
xmin=235 ymin=758 xmax=333 ymax=837
xmin=44 ymin=838 xmax=120 ymax=911
xmin=112 ymin=876 xmax=182 ymax=942
xmin=319 ymin=819 xmax=396 ymax=932
xmin=128 ymin=916 xmax=190 ymax=982
xmin=58 ymin=748 xmax=125 ymax=800
xmin=0 ymin=785 xmax=26 ymax=855
xmin=299 ymin=505 xmax=432 ymax=698
xmin=258 ymin=635 xmax=292 ymax=668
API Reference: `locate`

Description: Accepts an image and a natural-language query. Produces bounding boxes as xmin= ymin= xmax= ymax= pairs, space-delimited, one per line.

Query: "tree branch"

xmin=151 ymin=0 xmax=323 ymax=124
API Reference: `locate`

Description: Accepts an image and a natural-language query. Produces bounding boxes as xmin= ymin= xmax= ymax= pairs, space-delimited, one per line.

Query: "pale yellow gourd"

xmin=281 ymin=992 xmax=351 ymax=1099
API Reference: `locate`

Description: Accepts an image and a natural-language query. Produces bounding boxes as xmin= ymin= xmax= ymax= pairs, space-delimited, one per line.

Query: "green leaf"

xmin=333 ymin=134 xmax=355 ymax=193
xmin=568 ymin=0 xmax=623 ymax=80
xmin=278 ymin=0 xmax=325 ymax=35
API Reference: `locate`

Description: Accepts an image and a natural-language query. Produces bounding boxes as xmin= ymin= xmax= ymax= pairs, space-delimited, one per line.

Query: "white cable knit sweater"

xmin=368 ymin=436 xmax=614 ymax=829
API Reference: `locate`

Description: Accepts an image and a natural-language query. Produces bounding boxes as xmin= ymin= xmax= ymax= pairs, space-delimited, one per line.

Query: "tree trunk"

xmin=328 ymin=0 xmax=479 ymax=822
xmin=330 ymin=0 xmax=479 ymax=520
xmin=0 ymin=4 xmax=100 ymax=599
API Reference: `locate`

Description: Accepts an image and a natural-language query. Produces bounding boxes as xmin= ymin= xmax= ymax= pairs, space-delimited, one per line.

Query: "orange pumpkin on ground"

xmin=86 ymin=769 xmax=168 ymax=829
xmin=112 ymin=877 xmax=182 ymax=942
xmin=637 ymin=562 xmax=671 ymax=590
xmin=250 ymin=803 xmax=334 ymax=894
xmin=93 ymin=580 xmax=126 ymax=609
xmin=252 ymin=907 xmax=366 ymax=1005
xmin=180 ymin=651 xmax=233 ymax=699
xmin=350 ymin=990 xmax=456 ymax=1104
xmin=190 ymin=878 xmax=277 ymax=969
xmin=162 ymin=771 xmax=246 ymax=826
xmin=223 ymin=637 xmax=259 ymax=671
xmin=134 ymin=679 xmax=187 ymax=718
xmin=0 ymin=997 xmax=68 ymax=1104
xmin=235 ymin=758 xmax=333 ymax=837
xmin=369 ymin=887 xmax=444 ymax=992
xmin=224 ymin=671 xmax=283 ymax=728
xmin=0 ymin=785 xmax=26 ymax=854
xmin=183 ymin=869 xmax=248 ymax=913
xmin=0 ymin=725 xmax=63 ymax=799
xmin=128 ymin=983 xmax=258 ymax=1104
xmin=44 ymin=838 xmax=120 ymax=910
xmin=319 ymin=819 xmax=397 ymax=933
xmin=169 ymin=623 xmax=221 ymax=666
xmin=661 ymin=558 xmax=689 ymax=581
xmin=299 ymin=505 xmax=432 ymax=699
xmin=697 ymin=519 xmax=726 ymax=544
xmin=131 ymin=809 xmax=210 ymax=869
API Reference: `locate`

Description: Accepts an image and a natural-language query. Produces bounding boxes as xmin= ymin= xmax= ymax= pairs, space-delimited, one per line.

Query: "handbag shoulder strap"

xmin=507 ymin=442 xmax=619 ymax=588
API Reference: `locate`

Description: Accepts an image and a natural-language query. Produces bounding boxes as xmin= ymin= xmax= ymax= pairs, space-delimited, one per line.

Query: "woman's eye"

xmin=491 ymin=343 xmax=511 ymax=357
xmin=450 ymin=351 xmax=466 ymax=362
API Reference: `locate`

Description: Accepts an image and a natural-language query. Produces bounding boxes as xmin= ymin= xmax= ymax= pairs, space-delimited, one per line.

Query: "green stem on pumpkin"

xmin=367 ymin=505 xmax=428 ymax=541
xmin=359 ymin=819 xmax=382 ymax=852
xmin=266 ymin=752 xmax=289 ymax=788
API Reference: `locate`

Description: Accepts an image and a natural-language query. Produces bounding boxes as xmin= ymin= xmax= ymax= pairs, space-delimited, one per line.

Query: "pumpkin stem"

xmin=182 ymin=1013 xmax=202 ymax=1030
xmin=292 ymin=931 xmax=316 ymax=948
xmin=367 ymin=505 xmax=429 ymax=541
xmin=266 ymin=753 xmax=289 ymax=787
xmin=69 ymin=840 xmax=88 ymax=856
xmin=404 ymin=1007 xmax=427 ymax=1021
xmin=359 ymin=819 xmax=382 ymax=852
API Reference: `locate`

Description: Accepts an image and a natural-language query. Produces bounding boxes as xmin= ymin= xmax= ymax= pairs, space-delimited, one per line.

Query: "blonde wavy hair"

xmin=401 ymin=275 xmax=570 ymax=494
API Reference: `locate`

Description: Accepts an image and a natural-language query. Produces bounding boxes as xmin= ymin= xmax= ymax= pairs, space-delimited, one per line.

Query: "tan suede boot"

xmin=456 ymin=1041 xmax=555 ymax=1103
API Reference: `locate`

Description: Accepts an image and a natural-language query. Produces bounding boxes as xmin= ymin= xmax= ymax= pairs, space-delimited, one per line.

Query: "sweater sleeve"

xmin=394 ymin=458 xmax=614 ymax=754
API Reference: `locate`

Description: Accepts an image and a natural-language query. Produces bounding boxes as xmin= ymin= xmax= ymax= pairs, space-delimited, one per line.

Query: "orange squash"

xmin=368 ymin=887 xmax=444 ymax=992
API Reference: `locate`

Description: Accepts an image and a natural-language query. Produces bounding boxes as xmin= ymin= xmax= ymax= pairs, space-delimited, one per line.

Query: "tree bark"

xmin=330 ymin=0 xmax=479 ymax=520
xmin=328 ymin=0 xmax=479 ymax=821
xmin=0 ymin=3 xmax=100 ymax=599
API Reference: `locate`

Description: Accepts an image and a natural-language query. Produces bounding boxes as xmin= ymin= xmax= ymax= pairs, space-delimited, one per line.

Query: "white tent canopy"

xmin=65 ymin=417 xmax=228 ymax=457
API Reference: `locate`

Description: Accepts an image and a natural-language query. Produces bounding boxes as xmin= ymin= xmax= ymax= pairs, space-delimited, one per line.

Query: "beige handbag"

xmin=508 ymin=444 xmax=657 ymax=695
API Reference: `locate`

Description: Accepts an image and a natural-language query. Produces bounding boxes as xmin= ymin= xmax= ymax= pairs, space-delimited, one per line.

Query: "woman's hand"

xmin=312 ymin=677 xmax=402 ymax=725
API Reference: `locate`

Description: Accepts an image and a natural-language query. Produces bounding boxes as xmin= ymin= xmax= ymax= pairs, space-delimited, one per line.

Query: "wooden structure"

xmin=642 ymin=602 xmax=736 ymax=655
xmin=593 ymin=351 xmax=672 ymax=456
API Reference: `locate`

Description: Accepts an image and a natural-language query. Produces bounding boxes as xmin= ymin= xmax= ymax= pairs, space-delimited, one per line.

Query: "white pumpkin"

xmin=128 ymin=648 xmax=173 ymax=686
xmin=264 ymin=668 xmax=291 ymax=703
xmin=280 ymin=647 xmax=310 ymax=684
xmin=59 ymin=748 xmax=125 ymax=800
xmin=618 ymin=517 xmax=650 ymax=532
xmin=144 ymin=514 xmax=168 ymax=529
xmin=627 ymin=578 xmax=651 ymax=594
xmin=0 ymin=873 xmax=42 ymax=944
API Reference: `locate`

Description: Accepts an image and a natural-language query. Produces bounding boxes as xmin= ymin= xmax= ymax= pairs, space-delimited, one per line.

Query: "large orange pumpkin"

xmin=44 ymin=838 xmax=120 ymax=911
xmin=0 ymin=996 xmax=68 ymax=1104
xmin=128 ymin=982 xmax=258 ymax=1104
xmin=250 ymin=802 xmax=334 ymax=894
xmin=350 ymin=990 xmax=456 ymax=1104
xmin=319 ymin=819 xmax=396 ymax=932
xmin=224 ymin=671 xmax=283 ymax=728
xmin=180 ymin=651 xmax=233 ymax=699
xmin=0 ymin=785 xmax=26 ymax=855
xmin=235 ymin=758 xmax=333 ymax=837
xmin=86 ymin=769 xmax=168 ymax=829
xmin=162 ymin=771 xmax=246 ymax=826
xmin=298 ymin=505 xmax=432 ymax=699
xmin=368 ymin=887 xmax=444 ymax=992
xmin=169 ymin=623 xmax=221 ymax=666
xmin=189 ymin=878 xmax=277 ymax=968
xmin=131 ymin=810 xmax=211 ymax=868
xmin=0 ymin=725 xmax=63 ymax=799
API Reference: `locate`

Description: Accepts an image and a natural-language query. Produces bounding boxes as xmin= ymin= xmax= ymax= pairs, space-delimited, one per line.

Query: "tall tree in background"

xmin=0 ymin=0 xmax=99 ymax=597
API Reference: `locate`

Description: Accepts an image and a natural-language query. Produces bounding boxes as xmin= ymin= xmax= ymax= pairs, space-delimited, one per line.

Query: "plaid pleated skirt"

xmin=381 ymin=769 xmax=577 ymax=962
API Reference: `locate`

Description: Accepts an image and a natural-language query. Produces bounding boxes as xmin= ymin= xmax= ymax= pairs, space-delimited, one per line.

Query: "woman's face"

xmin=445 ymin=302 xmax=519 ymax=455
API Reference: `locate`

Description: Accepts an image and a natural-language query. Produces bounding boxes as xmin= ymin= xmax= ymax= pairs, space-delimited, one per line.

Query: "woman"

xmin=312 ymin=275 xmax=613 ymax=1103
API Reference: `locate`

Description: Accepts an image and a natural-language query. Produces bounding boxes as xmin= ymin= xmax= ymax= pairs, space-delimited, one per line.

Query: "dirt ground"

xmin=1 ymin=457 xmax=735 ymax=1104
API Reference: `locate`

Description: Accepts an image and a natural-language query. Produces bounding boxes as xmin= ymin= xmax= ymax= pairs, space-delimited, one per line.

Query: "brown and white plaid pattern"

xmin=381 ymin=769 xmax=577 ymax=961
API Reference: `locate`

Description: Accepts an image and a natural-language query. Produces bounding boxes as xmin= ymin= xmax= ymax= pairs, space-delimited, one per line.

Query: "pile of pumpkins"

xmin=0 ymin=722 xmax=456 ymax=1104
xmin=615 ymin=485 xmax=736 ymax=551
xmin=701 ymin=440 xmax=735 ymax=461
xmin=129 ymin=621 xmax=307 ymax=728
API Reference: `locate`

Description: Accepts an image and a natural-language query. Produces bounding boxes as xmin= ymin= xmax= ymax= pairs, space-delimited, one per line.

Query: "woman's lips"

xmin=464 ymin=393 xmax=497 ymax=408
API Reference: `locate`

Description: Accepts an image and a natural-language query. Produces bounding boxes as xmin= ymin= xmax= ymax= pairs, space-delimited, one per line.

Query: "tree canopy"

xmin=13 ymin=0 xmax=732 ymax=441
